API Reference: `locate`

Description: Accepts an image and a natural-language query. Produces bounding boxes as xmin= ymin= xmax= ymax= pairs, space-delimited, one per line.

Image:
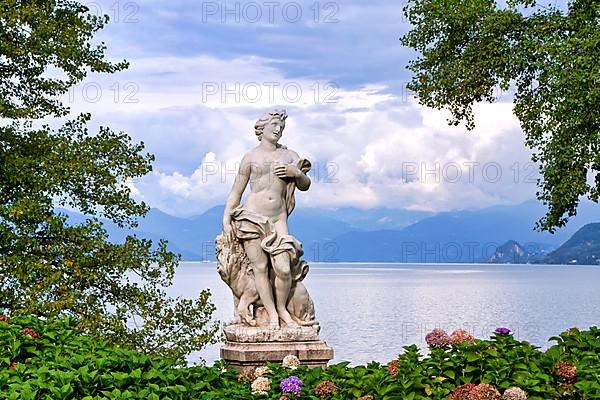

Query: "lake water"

xmin=169 ymin=262 xmax=600 ymax=366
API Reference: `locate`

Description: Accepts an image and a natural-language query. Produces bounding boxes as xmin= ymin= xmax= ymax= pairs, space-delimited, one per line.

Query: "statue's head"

xmin=254 ymin=109 xmax=288 ymax=142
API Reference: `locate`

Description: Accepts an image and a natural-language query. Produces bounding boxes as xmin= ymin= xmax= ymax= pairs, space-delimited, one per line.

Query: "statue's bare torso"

xmin=242 ymin=146 xmax=299 ymax=235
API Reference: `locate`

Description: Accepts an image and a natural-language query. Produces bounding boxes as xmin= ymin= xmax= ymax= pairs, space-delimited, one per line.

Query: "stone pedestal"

xmin=220 ymin=324 xmax=334 ymax=371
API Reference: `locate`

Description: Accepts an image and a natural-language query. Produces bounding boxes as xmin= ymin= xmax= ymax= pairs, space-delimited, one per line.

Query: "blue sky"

xmin=67 ymin=0 xmax=548 ymax=216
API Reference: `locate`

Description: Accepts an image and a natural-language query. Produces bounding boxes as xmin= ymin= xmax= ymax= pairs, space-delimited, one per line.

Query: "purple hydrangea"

xmin=495 ymin=327 xmax=511 ymax=335
xmin=280 ymin=375 xmax=303 ymax=396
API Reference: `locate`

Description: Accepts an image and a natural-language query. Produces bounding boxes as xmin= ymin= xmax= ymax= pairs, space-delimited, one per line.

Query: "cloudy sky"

xmin=69 ymin=0 xmax=547 ymax=217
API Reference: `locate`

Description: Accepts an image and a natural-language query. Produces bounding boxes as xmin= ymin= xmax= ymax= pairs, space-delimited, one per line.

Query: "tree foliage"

xmin=0 ymin=0 xmax=219 ymax=362
xmin=400 ymin=0 xmax=599 ymax=232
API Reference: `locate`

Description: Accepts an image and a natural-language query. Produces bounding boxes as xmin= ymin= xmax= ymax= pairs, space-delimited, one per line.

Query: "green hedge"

xmin=1 ymin=316 xmax=599 ymax=399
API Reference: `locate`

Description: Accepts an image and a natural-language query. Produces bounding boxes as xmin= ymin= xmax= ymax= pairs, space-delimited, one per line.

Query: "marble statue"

xmin=216 ymin=109 xmax=318 ymax=331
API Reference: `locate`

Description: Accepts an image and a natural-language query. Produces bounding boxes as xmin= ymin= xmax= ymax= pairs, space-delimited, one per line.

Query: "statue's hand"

xmin=274 ymin=163 xmax=300 ymax=179
xmin=222 ymin=222 xmax=234 ymax=238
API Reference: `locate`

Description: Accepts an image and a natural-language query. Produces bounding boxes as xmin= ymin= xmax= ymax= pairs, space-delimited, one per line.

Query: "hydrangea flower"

xmin=451 ymin=329 xmax=475 ymax=344
xmin=494 ymin=327 xmax=511 ymax=335
xmin=282 ymin=354 xmax=300 ymax=369
xmin=238 ymin=369 xmax=256 ymax=382
xmin=449 ymin=383 xmax=477 ymax=400
xmin=425 ymin=328 xmax=451 ymax=348
xmin=280 ymin=375 xmax=303 ymax=396
xmin=555 ymin=361 xmax=577 ymax=382
xmin=466 ymin=383 xmax=501 ymax=400
xmin=251 ymin=376 xmax=271 ymax=395
xmin=254 ymin=366 xmax=272 ymax=377
xmin=387 ymin=359 xmax=400 ymax=376
xmin=502 ymin=387 xmax=527 ymax=400
xmin=20 ymin=328 xmax=39 ymax=338
xmin=314 ymin=380 xmax=337 ymax=398
xmin=0 ymin=315 xmax=9 ymax=323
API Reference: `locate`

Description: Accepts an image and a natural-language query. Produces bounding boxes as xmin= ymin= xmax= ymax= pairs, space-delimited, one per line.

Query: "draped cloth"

xmin=285 ymin=158 xmax=311 ymax=216
xmin=230 ymin=158 xmax=312 ymax=282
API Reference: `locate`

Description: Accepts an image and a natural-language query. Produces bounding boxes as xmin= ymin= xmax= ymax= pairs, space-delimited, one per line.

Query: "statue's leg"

xmin=272 ymin=252 xmax=299 ymax=327
xmin=243 ymin=238 xmax=280 ymax=328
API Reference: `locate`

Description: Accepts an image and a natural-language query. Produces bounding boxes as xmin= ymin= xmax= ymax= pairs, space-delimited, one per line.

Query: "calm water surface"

xmin=168 ymin=262 xmax=600 ymax=365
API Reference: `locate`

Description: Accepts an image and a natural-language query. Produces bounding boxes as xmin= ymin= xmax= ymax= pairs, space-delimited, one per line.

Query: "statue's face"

xmin=261 ymin=118 xmax=285 ymax=143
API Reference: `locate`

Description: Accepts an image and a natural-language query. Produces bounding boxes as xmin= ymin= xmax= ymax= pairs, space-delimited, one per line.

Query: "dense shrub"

xmin=2 ymin=316 xmax=600 ymax=399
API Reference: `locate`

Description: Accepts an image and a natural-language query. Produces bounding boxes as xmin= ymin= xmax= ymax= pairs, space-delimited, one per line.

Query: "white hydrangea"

xmin=282 ymin=354 xmax=300 ymax=370
xmin=251 ymin=377 xmax=270 ymax=395
xmin=254 ymin=366 xmax=272 ymax=377
xmin=502 ymin=387 xmax=528 ymax=400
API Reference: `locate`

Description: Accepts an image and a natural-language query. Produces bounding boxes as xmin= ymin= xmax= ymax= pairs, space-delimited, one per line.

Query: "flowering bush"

xmin=1 ymin=316 xmax=600 ymax=399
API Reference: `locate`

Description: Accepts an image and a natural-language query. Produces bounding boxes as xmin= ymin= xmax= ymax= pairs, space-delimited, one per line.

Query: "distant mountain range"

xmin=60 ymin=199 xmax=600 ymax=264
xmin=542 ymin=223 xmax=600 ymax=265
xmin=484 ymin=223 xmax=600 ymax=265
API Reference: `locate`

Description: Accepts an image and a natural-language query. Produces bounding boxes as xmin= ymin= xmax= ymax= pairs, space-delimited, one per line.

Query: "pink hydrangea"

xmin=425 ymin=328 xmax=451 ymax=348
xmin=20 ymin=328 xmax=39 ymax=338
xmin=449 ymin=383 xmax=477 ymax=400
xmin=555 ymin=361 xmax=577 ymax=382
xmin=451 ymin=329 xmax=475 ymax=344
xmin=387 ymin=360 xmax=400 ymax=376
xmin=466 ymin=383 xmax=501 ymax=400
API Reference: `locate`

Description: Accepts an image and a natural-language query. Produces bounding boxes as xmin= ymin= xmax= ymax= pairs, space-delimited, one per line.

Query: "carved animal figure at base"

xmin=216 ymin=233 xmax=317 ymax=327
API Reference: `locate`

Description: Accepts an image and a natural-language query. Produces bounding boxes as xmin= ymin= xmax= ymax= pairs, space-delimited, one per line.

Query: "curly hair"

xmin=254 ymin=109 xmax=288 ymax=141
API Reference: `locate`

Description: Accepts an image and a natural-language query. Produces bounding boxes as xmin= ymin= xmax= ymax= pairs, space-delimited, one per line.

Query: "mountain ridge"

xmin=58 ymin=199 xmax=600 ymax=263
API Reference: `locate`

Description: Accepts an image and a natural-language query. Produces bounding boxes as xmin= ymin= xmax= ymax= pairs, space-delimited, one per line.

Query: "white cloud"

xmin=47 ymin=2 xmax=542 ymax=217
xmin=109 ymin=53 xmax=538 ymax=216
